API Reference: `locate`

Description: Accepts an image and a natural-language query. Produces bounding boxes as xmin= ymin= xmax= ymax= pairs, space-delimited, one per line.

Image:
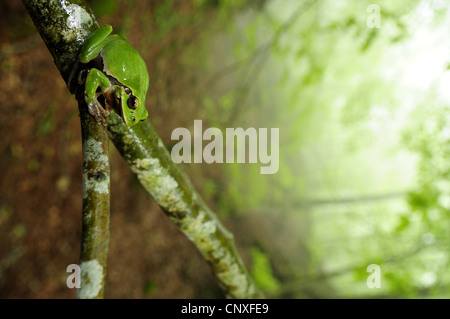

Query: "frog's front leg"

xmin=84 ymin=68 xmax=112 ymax=125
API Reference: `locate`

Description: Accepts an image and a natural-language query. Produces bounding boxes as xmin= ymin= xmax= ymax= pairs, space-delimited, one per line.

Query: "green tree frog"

xmin=78 ymin=25 xmax=149 ymax=126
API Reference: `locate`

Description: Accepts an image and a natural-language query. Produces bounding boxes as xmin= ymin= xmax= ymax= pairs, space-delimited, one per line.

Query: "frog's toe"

xmin=86 ymin=97 xmax=109 ymax=124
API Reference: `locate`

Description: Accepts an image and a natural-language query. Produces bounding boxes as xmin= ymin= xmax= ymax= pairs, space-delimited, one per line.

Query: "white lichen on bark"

xmin=132 ymin=157 xmax=188 ymax=213
xmin=76 ymin=259 xmax=103 ymax=299
xmin=82 ymin=138 xmax=110 ymax=199
xmin=62 ymin=3 xmax=93 ymax=41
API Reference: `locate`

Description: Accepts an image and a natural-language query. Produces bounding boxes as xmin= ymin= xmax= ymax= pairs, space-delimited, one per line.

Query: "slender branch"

xmin=77 ymin=105 xmax=111 ymax=299
xmin=250 ymin=192 xmax=407 ymax=213
xmin=208 ymin=0 xmax=318 ymax=123
xmin=21 ymin=0 xmax=110 ymax=299
xmin=207 ymin=0 xmax=318 ymax=88
xmin=22 ymin=0 xmax=262 ymax=298
xmin=295 ymin=192 xmax=406 ymax=207
xmin=107 ymin=114 xmax=263 ymax=298
xmin=281 ymin=241 xmax=427 ymax=296
xmin=21 ymin=0 xmax=98 ymax=91
xmin=230 ymin=0 xmax=318 ymax=121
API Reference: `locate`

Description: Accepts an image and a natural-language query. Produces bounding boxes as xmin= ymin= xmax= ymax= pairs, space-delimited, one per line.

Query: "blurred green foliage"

xmin=186 ymin=0 xmax=449 ymax=298
xmin=250 ymin=246 xmax=280 ymax=295
xmin=87 ymin=0 xmax=118 ymax=17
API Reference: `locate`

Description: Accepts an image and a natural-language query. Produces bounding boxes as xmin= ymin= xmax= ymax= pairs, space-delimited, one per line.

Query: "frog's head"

xmin=110 ymin=85 xmax=148 ymax=126
xmin=119 ymin=88 xmax=148 ymax=127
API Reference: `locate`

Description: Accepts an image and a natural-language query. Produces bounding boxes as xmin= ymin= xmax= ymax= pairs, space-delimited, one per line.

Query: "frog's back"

xmin=101 ymin=35 xmax=149 ymax=102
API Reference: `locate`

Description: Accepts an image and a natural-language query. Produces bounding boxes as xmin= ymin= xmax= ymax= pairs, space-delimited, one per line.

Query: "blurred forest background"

xmin=0 ymin=0 xmax=449 ymax=298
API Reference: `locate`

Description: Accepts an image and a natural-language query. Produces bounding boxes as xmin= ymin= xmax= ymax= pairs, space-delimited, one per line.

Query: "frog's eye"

xmin=127 ymin=96 xmax=139 ymax=110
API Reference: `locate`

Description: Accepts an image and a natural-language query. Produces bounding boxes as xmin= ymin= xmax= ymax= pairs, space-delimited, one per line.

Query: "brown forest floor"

xmin=0 ymin=1 xmax=229 ymax=299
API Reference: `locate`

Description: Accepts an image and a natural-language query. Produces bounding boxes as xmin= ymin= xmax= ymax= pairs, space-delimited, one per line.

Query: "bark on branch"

xmin=77 ymin=107 xmax=110 ymax=299
xmin=22 ymin=0 xmax=262 ymax=298
xmin=22 ymin=0 xmax=110 ymax=299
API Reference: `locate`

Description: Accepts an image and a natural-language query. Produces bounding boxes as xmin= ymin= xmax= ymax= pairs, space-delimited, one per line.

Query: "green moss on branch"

xmin=22 ymin=0 xmax=97 ymax=89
